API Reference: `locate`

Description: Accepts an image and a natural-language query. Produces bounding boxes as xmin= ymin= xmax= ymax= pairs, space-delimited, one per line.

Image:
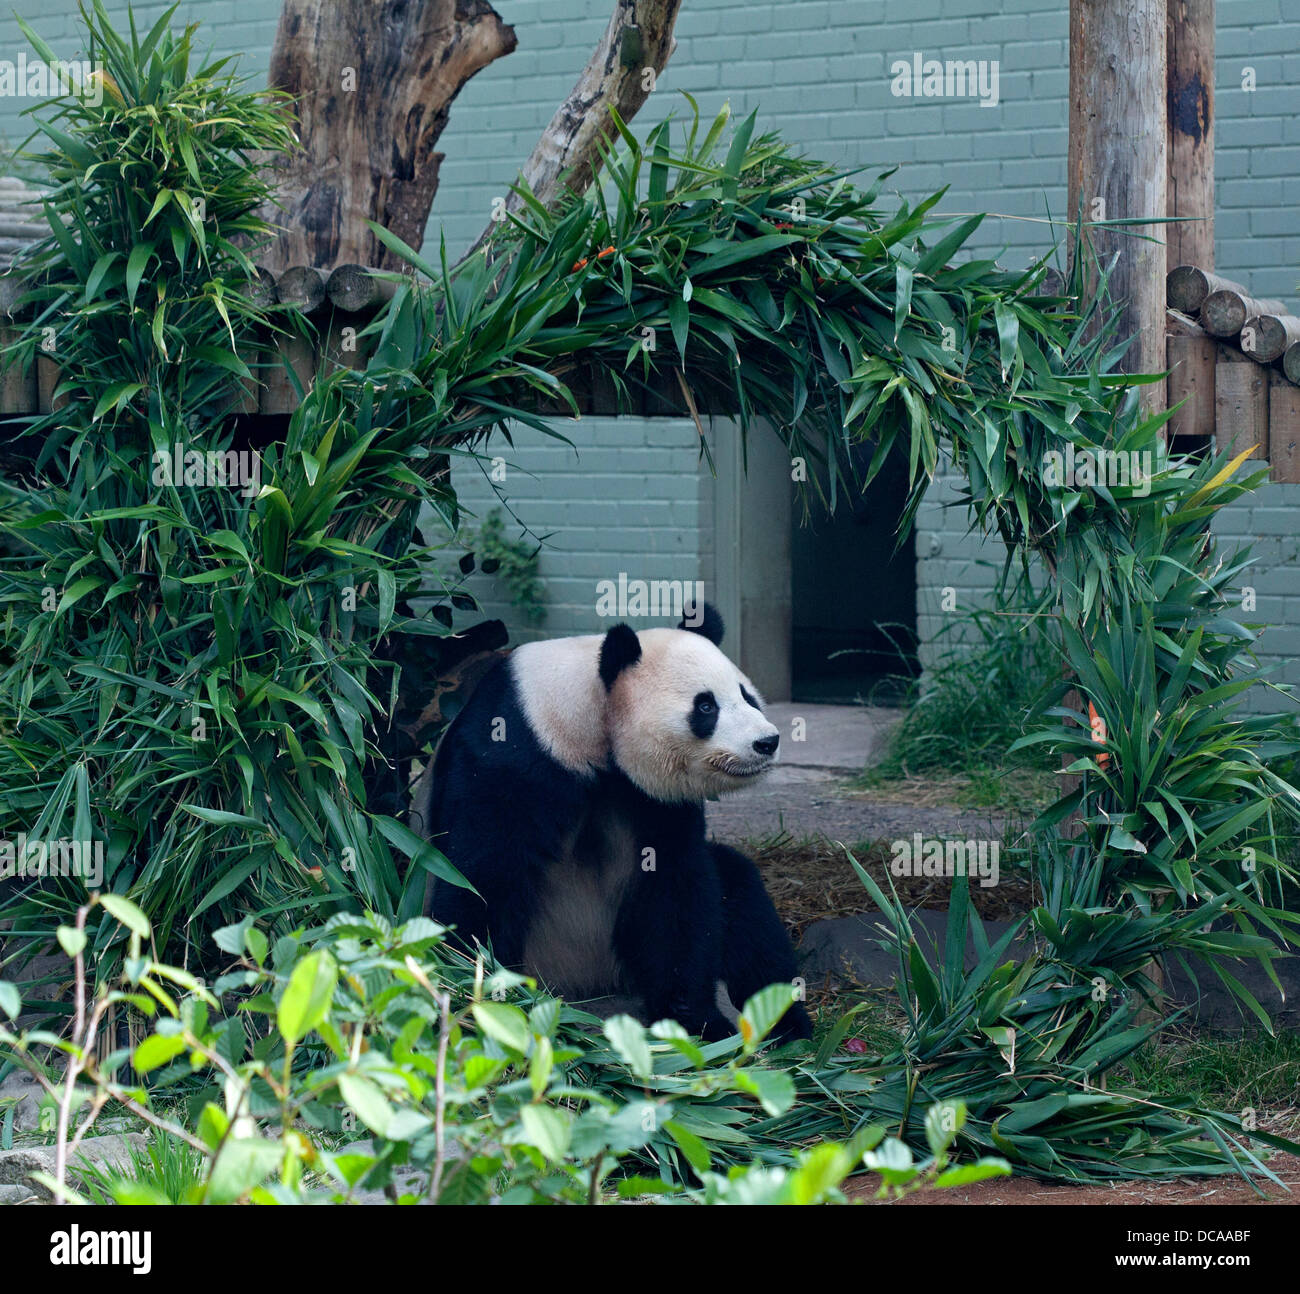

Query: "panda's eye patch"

xmin=689 ymin=691 xmax=719 ymax=739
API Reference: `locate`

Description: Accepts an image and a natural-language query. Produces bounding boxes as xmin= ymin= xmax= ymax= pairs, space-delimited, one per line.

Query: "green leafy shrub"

xmin=0 ymin=5 xmax=464 ymax=988
xmin=461 ymin=508 xmax=546 ymax=623
xmin=79 ymin=1130 xmax=207 ymax=1205
xmin=0 ymin=896 xmax=1008 ymax=1204
xmin=1 ymin=3 xmax=1297 ymax=1197
xmin=867 ymin=571 xmax=1059 ymax=779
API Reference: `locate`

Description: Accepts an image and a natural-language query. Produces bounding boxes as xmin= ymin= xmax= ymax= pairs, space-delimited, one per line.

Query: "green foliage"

xmin=10 ymin=2 xmax=296 ymax=443
xmin=866 ymin=571 xmax=1060 ymax=778
xmin=363 ymin=97 xmax=1118 ymax=538
xmin=847 ymin=863 xmax=1300 ymax=1184
xmin=0 ymin=901 xmax=1006 ymax=1204
xmin=461 ymin=508 xmax=546 ymax=623
xmin=78 ymin=1130 xmax=207 ymax=1205
xmin=2 ymin=4 xmax=1297 ymax=1197
xmin=0 ymin=5 xmax=468 ymax=986
xmin=1008 ymin=444 xmax=1300 ymax=1021
xmin=698 ymin=1098 xmax=1009 ymax=1203
xmin=1120 ymin=1032 xmax=1300 ymax=1111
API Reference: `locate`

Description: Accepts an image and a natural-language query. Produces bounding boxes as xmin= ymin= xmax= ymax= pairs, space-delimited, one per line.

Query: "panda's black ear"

xmin=599 ymin=623 xmax=642 ymax=690
xmin=678 ymin=600 xmax=724 ymax=646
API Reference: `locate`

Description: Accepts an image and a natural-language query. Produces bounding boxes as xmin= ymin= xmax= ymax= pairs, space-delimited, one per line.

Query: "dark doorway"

xmin=790 ymin=446 xmax=919 ymax=703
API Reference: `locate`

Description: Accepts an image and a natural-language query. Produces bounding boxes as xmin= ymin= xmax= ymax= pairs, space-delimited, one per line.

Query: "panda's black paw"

xmin=776 ymin=1002 xmax=814 ymax=1043
xmin=698 ymin=1012 xmax=741 ymax=1043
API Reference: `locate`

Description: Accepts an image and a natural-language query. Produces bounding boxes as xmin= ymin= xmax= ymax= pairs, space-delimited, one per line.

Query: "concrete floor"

xmin=762 ymin=702 xmax=900 ymax=775
xmin=705 ymin=703 xmax=1009 ymax=843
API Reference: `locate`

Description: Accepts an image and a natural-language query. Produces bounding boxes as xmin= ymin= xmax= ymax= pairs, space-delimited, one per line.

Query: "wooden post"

xmin=260 ymin=267 xmax=324 ymax=413
xmin=0 ymin=325 xmax=35 ymax=414
xmin=1167 ymin=0 xmax=1215 ymax=271
xmin=1215 ymin=355 xmax=1268 ymax=459
xmin=232 ymin=268 xmax=278 ymax=414
xmin=1240 ymin=313 xmax=1300 ymax=364
xmin=274 ymin=266 xmax=326 ymax=315
xmin=1167 ymin=266 xmax=1242 ymax=314
xmin=0 ymin=274 xmax=35 ymax=415
xmin=260 ymin=332 xmax=317 ymax=415
xmin=322 ymin=317 xmax=372 ymax=373
xmin=326 ymin=264 xmax=399 ymax=315
xmin=36 ymin=355 xmax=62 ymax=414
xmin=1268 ymin=373 xmax=1300 ymax=484
xmin=1166 ymin=333 xmax=1216 ymax=439
xmin=1283 ymin=343 xmax=1300 ymax=388
xmin=1201 ymin=289 xmax=1288 ymax=338
xmin=1068 ymin=0 xmax=1169 ymax=413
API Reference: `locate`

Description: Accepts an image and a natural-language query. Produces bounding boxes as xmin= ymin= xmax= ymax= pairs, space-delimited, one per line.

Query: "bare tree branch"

xmin=465 ymin=0 xmax=683 ymax=258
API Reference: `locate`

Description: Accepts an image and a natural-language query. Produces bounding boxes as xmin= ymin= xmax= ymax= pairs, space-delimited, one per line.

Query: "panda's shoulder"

xmin=438 ymin=653 xmax=536 ymax=761
xmin=441 ymin=642 xmax=603 ymax=773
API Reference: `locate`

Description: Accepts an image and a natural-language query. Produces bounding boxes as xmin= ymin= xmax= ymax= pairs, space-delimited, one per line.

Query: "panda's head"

xmin=598 ymin=605 xmax=780 ymax=803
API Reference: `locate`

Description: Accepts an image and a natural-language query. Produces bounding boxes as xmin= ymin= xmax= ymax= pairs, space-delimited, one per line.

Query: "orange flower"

xmin=1087 ymin=700 xmax=1109 ymax=768
xmin=571 ymin=245 xmax=616 ymax=273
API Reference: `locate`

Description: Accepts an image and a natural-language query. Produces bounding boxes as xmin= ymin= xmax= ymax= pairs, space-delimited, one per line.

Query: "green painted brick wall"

xmin=3 ymin=2 xmax=1298 ymax=699
xmin=3 ymin=0 xmax=1295 ymax=295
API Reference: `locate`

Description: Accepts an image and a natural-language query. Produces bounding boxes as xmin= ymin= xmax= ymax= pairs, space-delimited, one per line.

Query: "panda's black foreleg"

xmin=710 ymin=842 xmax=813 ymax=1042
xmin=613 ymin=851 xmax=734 ymax=1040
xmin=432 ymin=862 xmax=538 ymax=970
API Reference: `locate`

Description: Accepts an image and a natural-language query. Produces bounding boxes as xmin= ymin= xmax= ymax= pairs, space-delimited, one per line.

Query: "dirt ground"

xmin=846 ymin=1155 xmax=1300 ymax=1205
xmin=706 ymin=770 xmax=1015 ymax=847
xmin=749 ymin=834 xmax=1036 ymax=941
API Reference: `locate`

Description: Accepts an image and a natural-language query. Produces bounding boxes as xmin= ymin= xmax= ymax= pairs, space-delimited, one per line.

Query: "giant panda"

xmin=416 ymin=604 xmax=812 ymax=1042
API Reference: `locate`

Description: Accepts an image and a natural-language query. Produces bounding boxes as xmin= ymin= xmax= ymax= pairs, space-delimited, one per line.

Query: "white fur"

xmin=509 ymin=626 xmax=779 ymax=803
xmin=510 ymin=624 xmax=779 ymax=998
xmin=605 ymin=628 xmax=780 ymax=803
xmin=510 ymin=634 xmax=608 ymax=774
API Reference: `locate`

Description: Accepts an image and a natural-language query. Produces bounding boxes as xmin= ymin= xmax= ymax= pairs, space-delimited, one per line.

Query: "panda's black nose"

xmin=753 ymin=733 xmax=779 ymax=757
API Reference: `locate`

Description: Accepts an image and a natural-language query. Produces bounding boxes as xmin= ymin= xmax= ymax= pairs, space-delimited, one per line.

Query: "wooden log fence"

xmin=1165 ymin=262 xmax=1300 ymax=482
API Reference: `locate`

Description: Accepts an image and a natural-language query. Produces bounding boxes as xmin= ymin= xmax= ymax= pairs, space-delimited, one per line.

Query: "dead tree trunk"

xmin=259 ymin=0 xmax=518 ymax=274
xmin=1167 ymin=0 xmax=1215 ymax=272
xmin=1061 ymin=0 xmax=1169 ymax=851
xmin=504 ymin=3 xmax=680 ymax=218
xmin=465 ymin=0 xmax=682 ymax=257
xmin=255 ymin=0 xmax=685 ymax=815
xmin=261 ymin=0 xmax=683 ymax=275
xmin=1068 ymin=0 xmax=1169 ymax=414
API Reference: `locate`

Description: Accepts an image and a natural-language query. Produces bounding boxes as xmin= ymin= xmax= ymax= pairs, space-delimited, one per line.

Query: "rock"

xmin=0 ymin=1132 xmax=147 ymax=1199
xmin=0 ymin=1069 xmax=45 ymax=1133
xmin=1165 ymin=957 xmax=1300 ymax=1036
xmin=4 ymin=951 xmax=72 ymax=1022
xmin=800 ymin=914 xmax=902 ymax=986
xmin=0 ymin=1183 xmax=37 ymax=1205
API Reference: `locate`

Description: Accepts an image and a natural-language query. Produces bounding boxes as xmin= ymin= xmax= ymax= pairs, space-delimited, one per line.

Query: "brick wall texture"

xmin=2 ymin=2 xmax=1296 ymax=703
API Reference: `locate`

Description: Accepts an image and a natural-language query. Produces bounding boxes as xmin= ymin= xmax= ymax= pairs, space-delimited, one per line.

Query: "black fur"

xmin=599 ymin=622 xmax=642 ymax=690
xmin=426 ymin=652 xmax=811 ymax=1043
xmin=688 ymin=691 xmax=719 ymax=740
xmin=678 ymin=601 xmax=725 ymax=646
